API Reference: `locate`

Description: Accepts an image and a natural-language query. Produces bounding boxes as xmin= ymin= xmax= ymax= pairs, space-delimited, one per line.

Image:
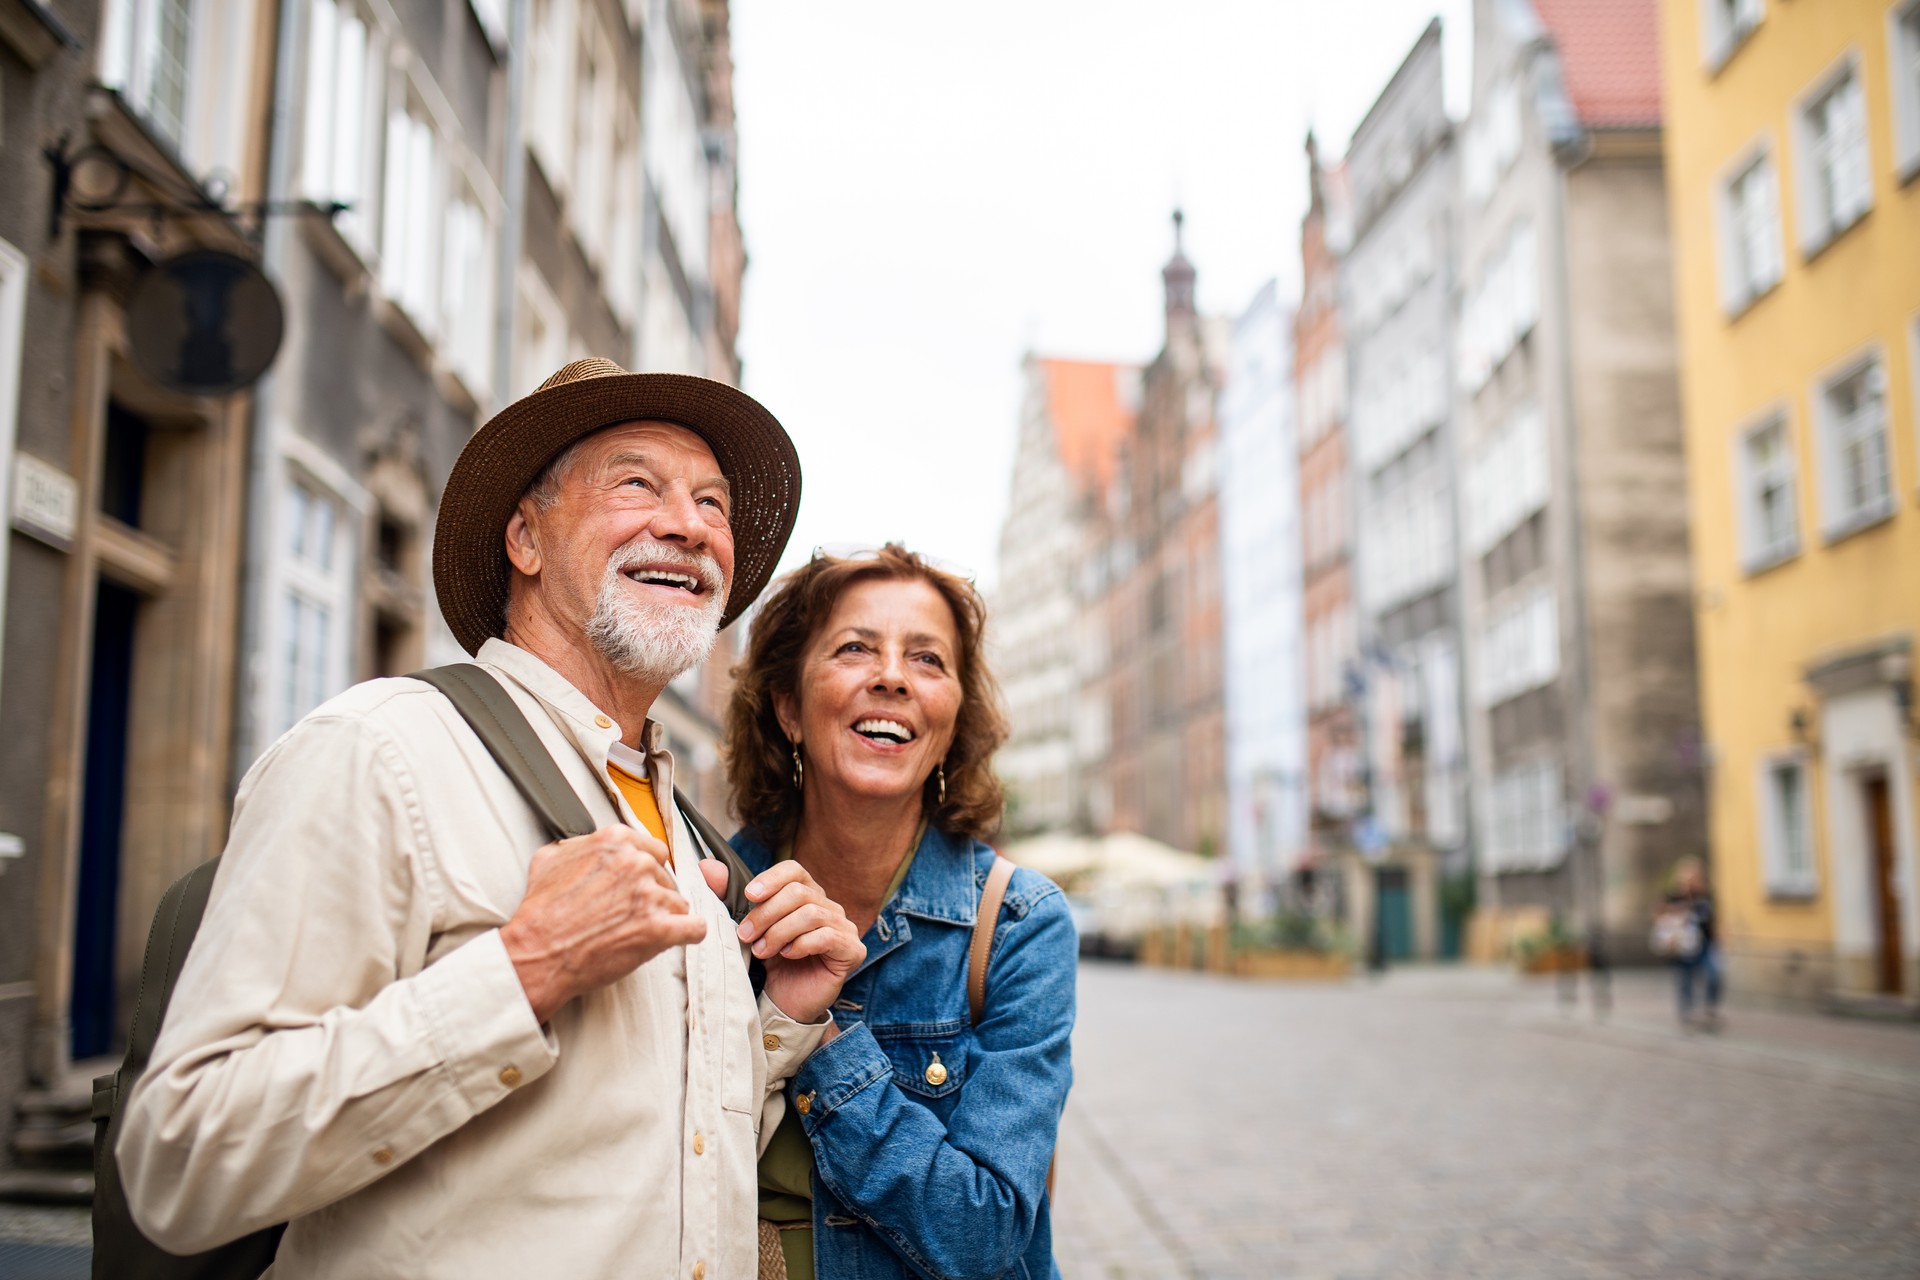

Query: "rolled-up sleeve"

xmin=118 ymin=713 xmax=556 ymax=1254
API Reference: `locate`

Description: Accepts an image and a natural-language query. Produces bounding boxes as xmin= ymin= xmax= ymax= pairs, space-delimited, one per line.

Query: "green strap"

xmin=414 ymin=664 xmax=750 ymax=922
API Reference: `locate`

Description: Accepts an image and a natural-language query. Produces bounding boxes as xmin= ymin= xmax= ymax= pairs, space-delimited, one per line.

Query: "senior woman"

xmin=725 ymin=544 xmax=1075 ymax=1280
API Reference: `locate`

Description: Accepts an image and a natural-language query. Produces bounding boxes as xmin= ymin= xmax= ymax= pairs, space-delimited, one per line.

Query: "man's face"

xmin=516 ymin=421 xmax=735 ymax=683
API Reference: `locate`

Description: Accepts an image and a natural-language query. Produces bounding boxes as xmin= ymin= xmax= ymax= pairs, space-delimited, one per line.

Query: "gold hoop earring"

xmin=792 ymin=744 xmax=804 ymax=791
xmin=936 ymin=762 xmax=947 ymax=806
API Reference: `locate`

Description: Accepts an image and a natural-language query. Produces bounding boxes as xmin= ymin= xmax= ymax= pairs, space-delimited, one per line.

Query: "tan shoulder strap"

xmin=968 ymin=855 xmax=1016 ymax=1027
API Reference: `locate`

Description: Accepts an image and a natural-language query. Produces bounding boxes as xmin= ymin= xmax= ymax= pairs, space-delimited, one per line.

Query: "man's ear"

xmin=772 ymin=690 xmax=802 ymax=744
xmin=505 ymin=501 xmax=542 ymax=578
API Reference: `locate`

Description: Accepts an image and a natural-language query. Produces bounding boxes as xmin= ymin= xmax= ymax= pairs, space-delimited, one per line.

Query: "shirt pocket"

xmin=870 ymin=1020 xmax=969 ymax=1101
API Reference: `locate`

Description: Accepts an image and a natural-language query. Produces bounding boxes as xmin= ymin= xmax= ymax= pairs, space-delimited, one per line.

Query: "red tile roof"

xmin=1040 ymin=359 xmax=1136 ymax=494
xmin=1532 ymin=0 xmax=1663 ymax=129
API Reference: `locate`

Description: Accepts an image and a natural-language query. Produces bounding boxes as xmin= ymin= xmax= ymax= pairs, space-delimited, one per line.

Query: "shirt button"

xmin=692 ymin=1263 xmax=705 ymax=1280
xmin=692 ymin=1132 xmax=705 ymax=1155
xmin=763 ymin=1033 xmax=781 ymax=1051
xmin=499 ymin=1065 xmax=522 ymax=1087
xmin=593 ymin=714 xmax=613 ymax=729
xmin=795 ymin=1091 xmax=813 ymax=1116
xmin=372 ymin=1146 xmax=394 ymax=1166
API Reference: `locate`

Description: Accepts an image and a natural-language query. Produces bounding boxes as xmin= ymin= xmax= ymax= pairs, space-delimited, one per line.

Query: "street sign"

xmin=126 ymin=249 xmax=284 ymax=396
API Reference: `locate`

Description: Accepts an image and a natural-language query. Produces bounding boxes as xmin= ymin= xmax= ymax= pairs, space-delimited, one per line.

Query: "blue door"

xmin=1375 ymin=867 xmax=1413 ymax=963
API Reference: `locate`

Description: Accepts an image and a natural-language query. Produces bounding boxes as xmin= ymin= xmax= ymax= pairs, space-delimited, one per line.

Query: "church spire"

xmin=1162 ymin=208 xmax=1195 ymax=319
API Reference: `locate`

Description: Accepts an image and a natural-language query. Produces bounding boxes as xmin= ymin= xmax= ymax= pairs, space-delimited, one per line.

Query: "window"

xmin=300 ymin=0 xmax=382 ymax=248
xmin=1736 ymin=412 xmax=1799 ymax=570
xmin=100 ymin=0 xmax=195 ymax=145
xmin=1465 ymin=403 xmax=1549 ymax=554
xmin=380 ymin=97 xmax=444 ymax=334
xmin=1759 ymin=755 xmax=1817 ymax=897
xmin=1483 ymin=758 xmax=1566 ymax=873
xmin=1716 ymin=144 xmax=1783 ymax=313
xmin=527 ymin=0 xmax=576 ymax=187
xmin=1816 ymin=353 xmax=1894 ymax=537
xmin=1795 ymin=59 xmax=1872 ymax=253
xmin=440 ymin=186 xmax=494 ymax=395
xmin=280 ymin=478 xmax=350 ymax=733
xmin=1892 ymin=0 xmax=1920 ymax=177
xmin=1476 ymin=587 xmax=1558 ymax=707
xmin=571 ymin=5 xmax=616 ymax=262
xmin=1700 ymin=0 xmax=1762 ymax=69
xmin=1458 ymin=219 xmax=1538 ymax=394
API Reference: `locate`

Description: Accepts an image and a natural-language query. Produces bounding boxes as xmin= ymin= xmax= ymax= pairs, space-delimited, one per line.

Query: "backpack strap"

xmin=964 ymin=854 xmax=1058 ymax=1199
xmin=414 ymin=664 xmax=751 ymax=922
xmin=967 ymin=855 xmax=1016 ymax=1027
xmin=93 ymin=857 xmax=222 ymax=1127
xmin=413 ymin=664 xmax=596 ymax=841
xmin=674 ymin=786 xmax=753 ymax=923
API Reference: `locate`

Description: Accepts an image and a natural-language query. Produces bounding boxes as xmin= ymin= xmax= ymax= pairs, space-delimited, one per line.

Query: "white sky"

xmin=731 ymin=0 xmax=1471 ymax=590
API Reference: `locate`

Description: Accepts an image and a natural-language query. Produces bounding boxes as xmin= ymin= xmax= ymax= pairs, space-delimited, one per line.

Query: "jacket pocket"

xmin=870 ymin=1021 xmax=969 ymax=1100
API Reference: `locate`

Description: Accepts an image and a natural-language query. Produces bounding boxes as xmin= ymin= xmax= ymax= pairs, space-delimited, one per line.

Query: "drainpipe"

xmin=233 ymin=0 xmax=308 ymax=787
xmin=494 ymin=0 xmax=530 ymax=406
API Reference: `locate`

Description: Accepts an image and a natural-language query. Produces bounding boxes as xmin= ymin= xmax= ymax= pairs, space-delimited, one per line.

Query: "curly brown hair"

xmin=725 ymin=544 xmax=1008 ymax=843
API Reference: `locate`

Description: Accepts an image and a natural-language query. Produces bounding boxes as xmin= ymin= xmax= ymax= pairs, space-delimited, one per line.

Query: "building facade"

xmin=1658 ymin=0 xmax=1920 ymax=1003
xmin=1295 ymin=137 xmax=1362 ymax=883
xmin=1218 ymin=280 xmax=1308 ymax=894
xmin=0 ymin=0 xmax=275 ymax=1189
xmin=1102 ymin=214 xmax=1230 ymax=856
xmin=1339 ymin=20 xmax=1467 ymax=961
xmin=993 ymin=355 xmax=1137 ymax=838
xmin=1457 ymin=0 xmax=1705 ymax=958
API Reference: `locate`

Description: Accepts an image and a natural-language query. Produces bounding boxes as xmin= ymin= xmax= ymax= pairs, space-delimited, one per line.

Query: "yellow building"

xmin=1660 ymin=0 xmax=1920 ymax=1005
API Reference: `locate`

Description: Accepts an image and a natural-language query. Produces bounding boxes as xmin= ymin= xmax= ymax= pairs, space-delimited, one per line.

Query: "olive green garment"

xmin=757 ymin=824 xmax=925 ymax=1280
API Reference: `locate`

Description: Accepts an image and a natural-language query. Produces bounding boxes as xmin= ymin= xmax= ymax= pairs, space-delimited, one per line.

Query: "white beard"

xmin=585 ymin=541 xmax=729 ymax=684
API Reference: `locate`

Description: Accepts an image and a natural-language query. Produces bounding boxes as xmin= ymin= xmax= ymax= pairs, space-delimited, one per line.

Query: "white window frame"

xmin=1700 ymin=0 xmax=1763 ymax=71
xmin=1812 ymin=345 xmax=1896 ymax=540
xmin=1889 ymin=0 xmax=1920 ymax=181
xmin=1714 ymin=135 xmax=1784 ymax=316
xmin=1758 ymin=751 xmax=1818 ymax=898
xmin=271 ymin=451 xmax=361 ymax=737
xmin=100 ymin=0 xmax=196 ymax=147
xmin=1791 ymin=51 xmax=1874 ymax=257
xmin=439 ymin=174 xmax=496 ymax=401
xmin=299 ymin=0 xmax=386 ymax=254
xmin=0 ymin=237 xmax=28 ymax=703
xmin=379 ymin=79 xmax=447 ymax=340
xmin=1733 ymin=405 xmax=1799 ymax=572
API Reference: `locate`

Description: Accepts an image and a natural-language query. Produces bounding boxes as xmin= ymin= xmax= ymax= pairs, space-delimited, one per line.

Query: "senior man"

xmin=119 ymin=359 xmax=863 ymax=1277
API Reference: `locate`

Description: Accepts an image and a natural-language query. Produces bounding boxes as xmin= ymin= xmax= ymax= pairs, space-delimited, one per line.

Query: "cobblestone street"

xmin=1051 ymin=963 xmax=1920 ymax=1279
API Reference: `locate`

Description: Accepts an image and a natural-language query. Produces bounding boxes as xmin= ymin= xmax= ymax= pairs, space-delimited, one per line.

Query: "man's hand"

xmin=734 ymin=863 xmax=865 ymax=1025
xmin=501 ymin=826 xmax=706 ymax=1023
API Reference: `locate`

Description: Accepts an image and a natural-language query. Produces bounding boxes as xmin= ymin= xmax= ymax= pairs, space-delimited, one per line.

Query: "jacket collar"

xmin=889 ymin=825 xmax=987 ymax=927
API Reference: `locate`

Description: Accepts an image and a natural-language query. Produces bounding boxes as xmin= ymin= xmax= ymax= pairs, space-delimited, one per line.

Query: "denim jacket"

xmin=733 ymin=826 xmax=1076 ymax=1280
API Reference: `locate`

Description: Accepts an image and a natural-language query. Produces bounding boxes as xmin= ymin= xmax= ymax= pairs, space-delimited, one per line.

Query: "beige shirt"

xmin=119 ymin=640 xmax=826 ymax=1279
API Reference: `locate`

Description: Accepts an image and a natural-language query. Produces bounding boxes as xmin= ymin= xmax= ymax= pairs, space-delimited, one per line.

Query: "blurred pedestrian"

xmin=1653 ymin=856 xmax=1722 ymax=1030
xmin=116 ymin=360 xmax=864 ymax=1277
xmin=727 ymin=544 xmax=1075 ymax=1280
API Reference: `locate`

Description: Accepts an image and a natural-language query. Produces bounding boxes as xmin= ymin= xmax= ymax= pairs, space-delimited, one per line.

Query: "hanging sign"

xmin=126 ymin=249 xmax=285 ymax=396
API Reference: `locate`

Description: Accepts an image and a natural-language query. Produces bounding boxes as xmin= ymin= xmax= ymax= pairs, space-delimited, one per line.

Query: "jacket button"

xmin=924 ymin=1053 xmax=948 ymax=1087
xmin=372 ymin=1146 xmax=394 ymax=1166
xmin=594 ymin=714 xmax=614 ymax=729
xmin=795 ymin=1091 xmax=813 ymax=1116
xmin=499 ymin=1065 xmax=522 ymax=1087
xmin=763 ymin=1033 xmax=781 ymax=1051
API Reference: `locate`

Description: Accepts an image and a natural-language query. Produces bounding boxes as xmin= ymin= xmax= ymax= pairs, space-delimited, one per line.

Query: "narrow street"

xmin=1051 ymin=963 xmax=1920 ymax=1279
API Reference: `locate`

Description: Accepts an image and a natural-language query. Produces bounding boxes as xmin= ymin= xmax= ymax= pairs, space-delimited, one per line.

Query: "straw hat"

xmin=433 ymin=358 xmax=801 ymax=654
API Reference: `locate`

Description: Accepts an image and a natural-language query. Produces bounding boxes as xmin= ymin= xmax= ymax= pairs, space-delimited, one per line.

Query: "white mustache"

xmin=607 ymin=541 xmax=725 ymax=598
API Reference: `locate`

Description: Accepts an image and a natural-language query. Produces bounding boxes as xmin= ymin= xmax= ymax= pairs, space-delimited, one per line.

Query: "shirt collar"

xmin=474 ymin=637 xmax=666 ymax=757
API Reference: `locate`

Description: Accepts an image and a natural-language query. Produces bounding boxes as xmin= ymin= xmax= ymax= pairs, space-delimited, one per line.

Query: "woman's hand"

xmin=734 ymin=861 xmax=866 ymax=1024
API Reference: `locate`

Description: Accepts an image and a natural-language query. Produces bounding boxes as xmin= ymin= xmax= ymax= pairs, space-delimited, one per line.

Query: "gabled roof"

xmin=1532 ymin=0 xmax=1662 ymax=129
xmin=1038 ymin=358 xmax=1137 ymax=495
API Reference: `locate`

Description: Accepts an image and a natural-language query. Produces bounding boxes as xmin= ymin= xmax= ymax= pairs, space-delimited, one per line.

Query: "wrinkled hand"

xmin=501 ymin=826 xmax=706 ymax=1023
xmin=732 ymin=862 xmax=865 ymax=1025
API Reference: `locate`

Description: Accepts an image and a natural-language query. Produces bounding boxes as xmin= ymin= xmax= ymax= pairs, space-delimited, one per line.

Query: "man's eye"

xmin=837 ymin=642 xmax=866 ymax=656
xmin=915 ymin=652 xmax=946 ymax=669
xmin=699 ymin=495 xmax=726 ymax=511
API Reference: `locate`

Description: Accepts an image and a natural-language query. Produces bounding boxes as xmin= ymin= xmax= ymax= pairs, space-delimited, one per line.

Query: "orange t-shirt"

xmin=606 ymin=763 xmax=669 ymax=847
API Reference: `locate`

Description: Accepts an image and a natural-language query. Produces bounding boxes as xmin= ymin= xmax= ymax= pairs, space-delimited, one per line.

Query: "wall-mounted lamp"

xmin=1788 ymin=706 xmax=1820 ymax=754
xmin=1879 ymin=651 xmax=1917 ymax=741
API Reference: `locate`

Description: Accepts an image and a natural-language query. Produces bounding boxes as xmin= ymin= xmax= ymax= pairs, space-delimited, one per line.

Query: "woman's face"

xmin=776 ymin=576 xmax=964 ymax=812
